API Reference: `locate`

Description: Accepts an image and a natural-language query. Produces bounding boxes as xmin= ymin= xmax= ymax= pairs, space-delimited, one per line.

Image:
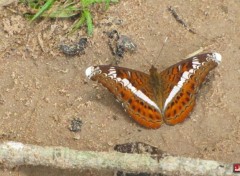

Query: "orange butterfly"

xmin=86 ymin=53 xmax=221 ymax=129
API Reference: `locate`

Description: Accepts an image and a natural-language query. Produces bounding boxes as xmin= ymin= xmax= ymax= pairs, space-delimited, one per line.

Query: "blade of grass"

xmin=70 ymin=14 xmax=86 ymax=34
xmin=83 ymin=9 xmax=93 ymax=36
xmin=26 ymin=0 xmax=118 ymax=35
xmin=81 ymin=0 xmax=116 ymax=8
xmin=46 ymin=5 xmax=80 ymax=18
xmin=31 ymin=0 xmax=56 ymax=21
xmin=104 ymin=0 xmax=110 ymax=9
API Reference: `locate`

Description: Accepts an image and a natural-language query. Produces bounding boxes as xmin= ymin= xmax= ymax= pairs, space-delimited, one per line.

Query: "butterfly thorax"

xmin=149 ymin=66 xmax=164 ymax=111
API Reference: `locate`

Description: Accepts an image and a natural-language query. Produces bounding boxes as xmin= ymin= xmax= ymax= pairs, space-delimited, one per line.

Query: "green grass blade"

xmin=70 ymin=14 xmax=86 ymax=34
xmin=24 ymin=0 xmax=119 ymax=35
xmin=81 ymin=0 xmax=117 ymax=8
xmin=105 ymin=0 xmax=110 ymax=9
xmin=31 ymin=0 xmax=56 ymax=21
xmin=47 ymin=6 xmax=80 ymax=18
xmin=83 ymin=9 xmax=93 ymax=36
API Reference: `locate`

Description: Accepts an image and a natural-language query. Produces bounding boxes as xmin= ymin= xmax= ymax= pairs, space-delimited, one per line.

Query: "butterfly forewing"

xmin=86 ymin=65 xmax=164 ymax=128
xmin=159 ymin=53 xmax=220 ymax=125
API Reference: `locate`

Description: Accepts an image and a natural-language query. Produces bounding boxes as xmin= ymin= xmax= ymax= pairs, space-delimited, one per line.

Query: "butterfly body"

xmin=86 ymin=53 xmax=222 ymax=129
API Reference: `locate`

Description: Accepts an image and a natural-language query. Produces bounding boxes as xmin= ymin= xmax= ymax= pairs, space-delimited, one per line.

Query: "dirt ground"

xmin=0 ymin=0 xmax=239 ymax=175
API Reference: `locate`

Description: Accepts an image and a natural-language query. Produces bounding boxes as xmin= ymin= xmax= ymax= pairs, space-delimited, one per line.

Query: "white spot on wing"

xmin=109 ymin=67 xmax=116 ymax=71
xmin=192 ymin=64 xmax=198 ymax=69
xmin=108 ymin=70 xmax=116 ymax=74
xmin=85 ymin=66 xmax=101 ymax=79
xmin=85 ymin=66 xmax=94 ymax=78
xmin=164 ymin=85 xmax=180 ymax=110
xmin=164 ymin=70 xmax=191 ymax=109
xmin=189 ymin=69 xmax=195 ymax=74
xmin=108 ymin=69 xmax=116 ymax=74
xmin=134 ymin=89 xmax=160 ymax=111
xmin=192 ymin=61 xmax=200 ymax=65
xmin=121 ymin=78 xmax=130 ymax=87
xmin=192 ymin=58 xmax=200 ymax=65
xmin=210 ymin=52 xmax=222 ymax=64
xmin=178 ymin=64 xmax=182 ymax=71
xmin=182 ymin=72 xmax=190 ymax=79
xmin=114 ymin=76 xmax=160 ymax=112
xmin=116 ymin=77 xmax=122 ymax=82
xmin=177 ymin=77 xmax=186 ymax=87
xmin=108 ymin=74 xmax=116 ymax=79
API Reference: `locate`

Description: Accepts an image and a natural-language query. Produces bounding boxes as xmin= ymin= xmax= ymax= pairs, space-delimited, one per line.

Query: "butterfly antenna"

xmin=153 ymin=37 xmax=168 ymax=66
xmin=137 ymin=36 xmax=168 ymax=71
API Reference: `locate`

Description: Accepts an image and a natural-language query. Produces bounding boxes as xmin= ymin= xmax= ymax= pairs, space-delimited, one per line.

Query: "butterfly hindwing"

xmin=159 ymin=53 xmax=221 ymax=125
xmin=86 ymin=65 xmax=163 ymax=128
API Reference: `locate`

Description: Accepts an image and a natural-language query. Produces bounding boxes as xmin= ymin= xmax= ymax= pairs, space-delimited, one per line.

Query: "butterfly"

xmin=85 ymin=52 xmax=222 ymax=129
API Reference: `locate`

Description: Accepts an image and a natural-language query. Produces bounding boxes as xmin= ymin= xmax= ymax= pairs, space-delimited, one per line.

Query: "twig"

xmin=0 ymin=141 xmax=236 ymax=175
xmin=184 ymin=47 xmax=204 ymax=59
xmin=168 ymin=6 xmax=196 ymax=34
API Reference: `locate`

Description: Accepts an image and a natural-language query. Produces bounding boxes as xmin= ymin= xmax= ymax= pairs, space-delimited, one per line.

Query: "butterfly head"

xmin=149 ymin=65 xmax=158 ymax=75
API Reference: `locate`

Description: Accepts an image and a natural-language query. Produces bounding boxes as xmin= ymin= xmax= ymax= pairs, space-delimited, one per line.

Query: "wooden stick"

xmin=0 ymin=141 xmax=236 ymax=175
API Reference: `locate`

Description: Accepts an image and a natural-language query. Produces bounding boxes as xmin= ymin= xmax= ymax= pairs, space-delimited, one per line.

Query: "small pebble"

xmin=69 ymin=118 xmax=83 ymax=132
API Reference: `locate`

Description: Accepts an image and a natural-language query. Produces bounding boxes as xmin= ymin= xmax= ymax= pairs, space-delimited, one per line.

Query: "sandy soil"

xmin=0 ymin=0 xmax=239 ymax=175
